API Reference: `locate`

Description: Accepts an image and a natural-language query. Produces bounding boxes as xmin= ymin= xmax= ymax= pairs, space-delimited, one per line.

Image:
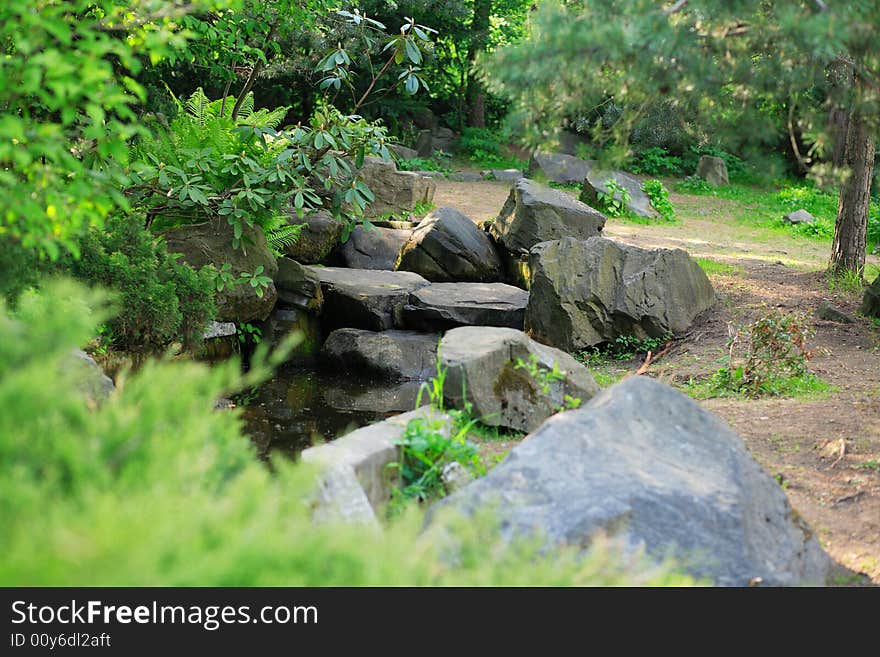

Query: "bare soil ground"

xmin=436 ymin=178 xmax=880 ymax=584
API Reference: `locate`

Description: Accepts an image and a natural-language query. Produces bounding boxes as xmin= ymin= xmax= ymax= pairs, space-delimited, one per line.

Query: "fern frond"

xmin=266 ymin=222 xmax=305 ymax=257
xmin=240 ymin=105 xmax=291 ymax=129
xmin=184 ymin=87 xmax=212 ymax=126
xmin=237 ymin=92 xmax=255 ymax=120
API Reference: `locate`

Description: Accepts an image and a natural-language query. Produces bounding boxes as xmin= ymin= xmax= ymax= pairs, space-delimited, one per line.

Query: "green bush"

xmin=0 ymin=280 xmax=692 ymax=586
xmin=457 ymin=127 xmax=504 ymax=158
xmin=456 ymin=127 xmax=526 ymax=170
xmin=630 ymin=147 xmax=684 ymax=176
xmin=641 ymin=179 xmax=676 ymax=222
xmin=63 ymin=215 xmax=216 ymax=350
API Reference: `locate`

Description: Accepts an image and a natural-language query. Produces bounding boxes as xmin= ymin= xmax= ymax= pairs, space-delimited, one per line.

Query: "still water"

xmin=237 ymin=363 xmax=425 ymax=460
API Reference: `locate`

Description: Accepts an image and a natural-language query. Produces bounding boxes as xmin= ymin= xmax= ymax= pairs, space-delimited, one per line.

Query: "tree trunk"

xmin=830 ymin=112 xmax=875 ymax=276
xmin=466 ymin=0 xmax=492 ymax=128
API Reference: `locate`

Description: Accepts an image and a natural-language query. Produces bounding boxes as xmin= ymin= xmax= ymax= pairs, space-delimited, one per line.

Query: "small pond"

xmin=237 ymin=363 xmax=425 ymax=460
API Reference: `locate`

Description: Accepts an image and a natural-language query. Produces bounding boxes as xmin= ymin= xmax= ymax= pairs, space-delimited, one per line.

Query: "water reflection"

xmin=238 ymin=363 xmax=425 ymax=460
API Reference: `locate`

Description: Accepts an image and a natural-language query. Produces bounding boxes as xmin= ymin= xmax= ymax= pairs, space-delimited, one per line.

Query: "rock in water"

xmin=440 ymin=326 xmax=600 ymax=432
xmin=340 ymin=225 xmax=412 ymax=270
xmin=397 ymin=207 xmax=503 ymax=282
xmin=580 ymin=169 xmax=659 ymax=219
xmin=696 ymin=155 xmax=729 ymax=186
xmin=526 ymin=237 xmax=715 ymax=350
xmin=437 ymin=376 xmax=833 ymax=586
xmin=322 ymin=328 xmax=440 ymax=381
xmin=489 ymin=178 xmax=606 ymax=254
xmin=402 ymin=282 xmax=529 ymax=331
xmin=275 ymin=257 xmax=323 ymax=311
xmin=527 ymin=151 xmax=593 ymax=185
xmin=163 ymin=218 xmax=277 ymax=323
xmin=304 ymin=266 xmax=429 ymax=331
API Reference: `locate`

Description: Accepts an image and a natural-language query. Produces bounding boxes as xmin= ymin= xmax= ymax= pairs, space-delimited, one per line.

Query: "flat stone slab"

xmin=322 ymin=328 xmax=440 ymax=381
xmin=402 ymin=282 xmax=529 ymax=331
xmin=305 ymin=266 xmax=429 ymax=331
xmin=275 ymin=257 xmax=323 ymax=311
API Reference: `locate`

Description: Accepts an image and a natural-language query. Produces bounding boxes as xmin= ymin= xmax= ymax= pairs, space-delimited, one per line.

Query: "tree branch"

xmin=664 ymin=0 xmax=689 ymax=16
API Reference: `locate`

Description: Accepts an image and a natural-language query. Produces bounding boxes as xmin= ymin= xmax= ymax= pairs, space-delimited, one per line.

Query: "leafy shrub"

xmin=675 ymin=176 xmax=714 ymax=195
xmin=457 ymin=127 xmax=503 ymax=158
xmin=718 ymin=310 xmax=818 ymax=397
xmin=0 ymin=281 xmax=691 ymax=585
xmin=631 ymin=147 xmax=684 ymax=176
xmin=389 ymin=414 xmax=485 ymax=510
xmin=397 ymin=154 xmax=453 ymax=173
xmin=577 ymin=334 xmax=672 ymax=363
xmin=128 ymin=91 xmax=392 ymax=248
xmin=62 ymin=215 xmax=216 ymax=350
xmin=641 ymin=179 xmax=676 ymax=221
xmin=595 ymin=179 xmax=632 ymax=217
xmin=457 ymin=127 xmax=526 ymax=170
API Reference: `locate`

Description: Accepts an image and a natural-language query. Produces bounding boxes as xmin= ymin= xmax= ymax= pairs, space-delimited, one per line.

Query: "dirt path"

xmin=436 ymin=178 xmax=880 ymax=584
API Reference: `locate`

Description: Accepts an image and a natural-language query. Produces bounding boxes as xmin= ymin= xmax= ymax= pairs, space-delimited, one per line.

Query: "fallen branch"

xmin=635 ymin=341 xmax=673 ymax=375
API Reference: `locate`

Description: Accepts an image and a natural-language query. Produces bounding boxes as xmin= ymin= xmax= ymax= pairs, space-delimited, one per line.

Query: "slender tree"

xmin=466 ymin=0 xmax=493 ymax=127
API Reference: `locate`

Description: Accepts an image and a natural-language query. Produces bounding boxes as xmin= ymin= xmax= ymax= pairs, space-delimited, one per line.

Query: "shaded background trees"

xmin=482 ymin=0 xmax=879 ymax=276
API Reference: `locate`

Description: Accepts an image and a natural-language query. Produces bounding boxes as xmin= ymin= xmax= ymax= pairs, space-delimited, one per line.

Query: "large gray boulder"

xmin=580 ymin=169 xmax=659 ymax=220
xmin=437 ymin=376 xmax=833 ymax=586
xmin=397 ymin=207 xmax=503 ymax=282
xmin=283 ymin=209 xmax=343 ymax=264
xmin=526 ymin=237 xmax=715 ymax=351
xmin=70 ymin=349 xmax=115 ymax=402
xmin=305 ymin=266 xmax=429 ymax=331
xmin=441 ymin=326 xmax=600 ymax=432
xmin=528 ymin=151 xmax=593 ymax=185
xmin=402 ymin=282 xmax=529 ymax=331
xmin=163 ymin=218 xmax=277 ymax=323
xmin=390 ymin=144 xmax=419 ymax=161
xmin=415 ymin=127 xmax=456 ymax=156
xmin=489 ymin=178 xmax=606 ymax=254
xmin=696 ymin=155 xmax=729 ymax=186
xmin=275 ymin=257 xmax=323 ymax=312
xmin=322 ymin=328 xmax=439 ymax=381
xmin=861 ymin=275 xmax=880 ymax=318
xmin=340 ymin=225 xmax=412 ymax=270
xmin=358 ymin=157 xmax=437 ymax=217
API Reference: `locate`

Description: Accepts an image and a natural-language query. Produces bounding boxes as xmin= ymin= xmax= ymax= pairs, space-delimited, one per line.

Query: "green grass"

xmin=462 ymin=418 xmax=525 ymax=443
xmin=674 ymin=179 xmax=880 ymax=249
xmin=589 ymin=366 xmax=629 ymax=388
xmin=681 ymin=371 xmax=834 ymax=400
xmin=828 ymin=269 xmax=867 ymax=295
xmin=695 ymin=257 xmax=742 ymax=276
